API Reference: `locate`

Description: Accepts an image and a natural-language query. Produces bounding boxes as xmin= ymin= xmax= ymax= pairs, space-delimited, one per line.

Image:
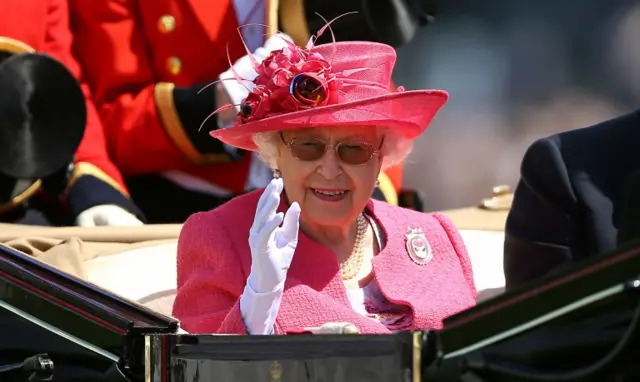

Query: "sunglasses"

xmin=280 ymin=133 xmax=383 ymax=166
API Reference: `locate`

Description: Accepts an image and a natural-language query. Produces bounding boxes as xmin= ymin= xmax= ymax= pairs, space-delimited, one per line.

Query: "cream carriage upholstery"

xmin=0 ymin=224 xmax=181 ymax=316
xmin=84 ymin=242 xmax=178 ymax=314
xmin=441 ymin=185 xmax=511 ymax=301
xmin=0 ymin=187 xmax=512 ymax=317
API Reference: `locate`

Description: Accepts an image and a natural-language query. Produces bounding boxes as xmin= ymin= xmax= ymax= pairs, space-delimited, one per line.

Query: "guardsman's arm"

xmin=45 ymin=0 xmax=144 ymax=222
xmin=69 ymin=0 xmax=240 ymax=177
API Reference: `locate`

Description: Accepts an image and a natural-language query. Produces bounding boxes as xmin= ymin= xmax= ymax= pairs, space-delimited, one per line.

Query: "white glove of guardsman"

xmin=239 ymin=178 xmax=301 ymax=334
xmin=75 ymin=204 xmax=144 ymax=227
xmin=218 ymin=33 xmax=294 ymax=110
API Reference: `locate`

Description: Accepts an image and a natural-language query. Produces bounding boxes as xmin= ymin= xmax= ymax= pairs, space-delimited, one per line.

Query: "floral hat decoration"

xmin=208 ymin=15 xmax=449 ymax=151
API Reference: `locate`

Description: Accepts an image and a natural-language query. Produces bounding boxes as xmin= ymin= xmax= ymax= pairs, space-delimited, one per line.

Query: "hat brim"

xmin=0 ymin=53 xmax=86 ymax=179
xmin=0 ymin=176 xmax=40 ymax=210
xmin=210 ymin=89 xmax=448 ymax=151
xmin=0 ymin=36 xmax=35 ymax=56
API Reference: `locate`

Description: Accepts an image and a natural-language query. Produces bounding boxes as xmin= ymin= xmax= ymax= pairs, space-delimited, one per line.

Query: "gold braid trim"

xmin=0 ymin=180 xmax=42 ymax=214
xmin=66 ymin=162 xmax=129 ymax=197
xmin=278 ymin=0 xmax=311 ymax=47
xmin=0 ymin=36 xmax=35 ymax=55
xmin=267 ymin=0 xmax=280 ymax=38
xmin=377 ymin=171 xmax=398 ymax=206
xmin=154 ymin=82 xmax=231 ymax=165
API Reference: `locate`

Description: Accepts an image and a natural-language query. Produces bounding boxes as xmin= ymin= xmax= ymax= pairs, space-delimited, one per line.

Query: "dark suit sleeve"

xmin=504 ymin=136 xmax=584 ymax=289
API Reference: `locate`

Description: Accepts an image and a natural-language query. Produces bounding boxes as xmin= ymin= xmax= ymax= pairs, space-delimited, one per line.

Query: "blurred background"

xmin=394 ymin=0 xmax=640 ymax=211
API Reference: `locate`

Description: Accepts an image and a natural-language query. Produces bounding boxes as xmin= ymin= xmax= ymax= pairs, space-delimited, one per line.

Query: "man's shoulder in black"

xmin=504 ymin=109 xmax=640 ymax=289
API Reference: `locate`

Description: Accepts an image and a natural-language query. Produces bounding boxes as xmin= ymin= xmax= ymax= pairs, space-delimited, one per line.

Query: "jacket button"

xmin=158 ymin=15 xmax=176 ymax=33
xmin=167 ymin=56 xmax=182 ymax=75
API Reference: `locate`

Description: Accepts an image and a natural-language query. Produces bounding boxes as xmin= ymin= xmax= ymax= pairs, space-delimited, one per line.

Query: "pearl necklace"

xmin=340 ymin=214 xmax=368 ymax=280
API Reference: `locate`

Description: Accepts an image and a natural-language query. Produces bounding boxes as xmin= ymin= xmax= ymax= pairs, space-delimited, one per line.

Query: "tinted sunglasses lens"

xmin=337 ymin=143 xmax=374 ymax=165
xmin=290 ymin=139 xmax=327 ymax=161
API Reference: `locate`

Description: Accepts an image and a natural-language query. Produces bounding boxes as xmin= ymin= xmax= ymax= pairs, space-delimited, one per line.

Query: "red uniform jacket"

xmin=69 ymin=0 xmax=404 ymax=202
xmin=0 ymin=0 xmax=141 ymax=221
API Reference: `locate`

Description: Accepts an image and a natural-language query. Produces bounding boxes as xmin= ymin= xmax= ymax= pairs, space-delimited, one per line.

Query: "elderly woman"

xmin=172 ymin=32 xmax=476 ymax=334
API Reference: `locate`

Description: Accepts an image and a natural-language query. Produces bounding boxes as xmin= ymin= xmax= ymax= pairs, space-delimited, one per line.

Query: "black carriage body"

xmin=0 ymin=244 xmax=420 ymax=382
xmin=2 ymin=238 xmax=640 ymax=382
xmin=156 ymin=333 xmax=417 ymax=382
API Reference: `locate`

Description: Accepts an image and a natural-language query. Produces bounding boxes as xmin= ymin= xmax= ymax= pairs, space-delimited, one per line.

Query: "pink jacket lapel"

xmin=370 ymin=202 xmax=475 ymax=330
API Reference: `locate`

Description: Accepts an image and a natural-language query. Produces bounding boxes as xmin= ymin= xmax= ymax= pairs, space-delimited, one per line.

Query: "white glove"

xmin=305 ymin=323 xmax=360 ymax=334
xmin=219 ymin=33 xmax=294 ymax=110
xmin=247 ymin=177 xmax=301 ymax=292
xmin=75 ymin=205 xmax=144 ymax=227
xmin=239 ymin=178 xmax=301 ymax=335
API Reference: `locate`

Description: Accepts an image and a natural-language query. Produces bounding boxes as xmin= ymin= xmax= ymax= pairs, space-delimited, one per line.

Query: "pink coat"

xmin=172 ymin=189 xmax=477 ymax=334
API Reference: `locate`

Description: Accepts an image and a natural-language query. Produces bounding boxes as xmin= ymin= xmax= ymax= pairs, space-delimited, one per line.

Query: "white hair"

xmin=252 ymin=127 xmax=413 ymax=170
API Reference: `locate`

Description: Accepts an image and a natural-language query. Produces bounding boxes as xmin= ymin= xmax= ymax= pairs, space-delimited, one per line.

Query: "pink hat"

xmin=210 ymin=27 xmax=448 ymax=151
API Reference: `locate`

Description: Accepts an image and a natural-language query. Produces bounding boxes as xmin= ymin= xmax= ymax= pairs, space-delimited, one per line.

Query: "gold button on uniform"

xmin=158 ymin=15 xmax=176 ymax=33
xmin=167 ymin=56 xmax=182 ymax=75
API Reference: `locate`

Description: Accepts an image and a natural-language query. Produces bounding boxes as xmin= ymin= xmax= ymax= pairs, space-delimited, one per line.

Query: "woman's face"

xmin=277 ymin=126 xmax=383 ymax=227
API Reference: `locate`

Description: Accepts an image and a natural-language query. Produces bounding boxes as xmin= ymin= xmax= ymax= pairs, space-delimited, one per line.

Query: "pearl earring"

xmin=273 ymin=169 xmax=281 ymax=179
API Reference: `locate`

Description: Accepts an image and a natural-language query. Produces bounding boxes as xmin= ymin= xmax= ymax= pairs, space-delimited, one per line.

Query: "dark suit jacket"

xmin=504 ymin=109 xmax=640 ymax=289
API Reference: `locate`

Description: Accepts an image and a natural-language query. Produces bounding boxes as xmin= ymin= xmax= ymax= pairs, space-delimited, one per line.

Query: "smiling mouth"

xmin=310 ymin=188 xmax=350 ymax=202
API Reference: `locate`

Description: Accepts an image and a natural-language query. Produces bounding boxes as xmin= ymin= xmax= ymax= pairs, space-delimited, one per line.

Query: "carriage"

xmin=1 ymin=212 xmax=638 ymax=382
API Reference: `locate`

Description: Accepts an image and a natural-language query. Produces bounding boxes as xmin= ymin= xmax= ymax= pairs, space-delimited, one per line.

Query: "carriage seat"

xmin=0 ymin=186 xmax=514 ymax=317
xmin=440 ymin=185 xmax=512 ymax=301
xmin=85 ymin=185 xmax=513 ymax=315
